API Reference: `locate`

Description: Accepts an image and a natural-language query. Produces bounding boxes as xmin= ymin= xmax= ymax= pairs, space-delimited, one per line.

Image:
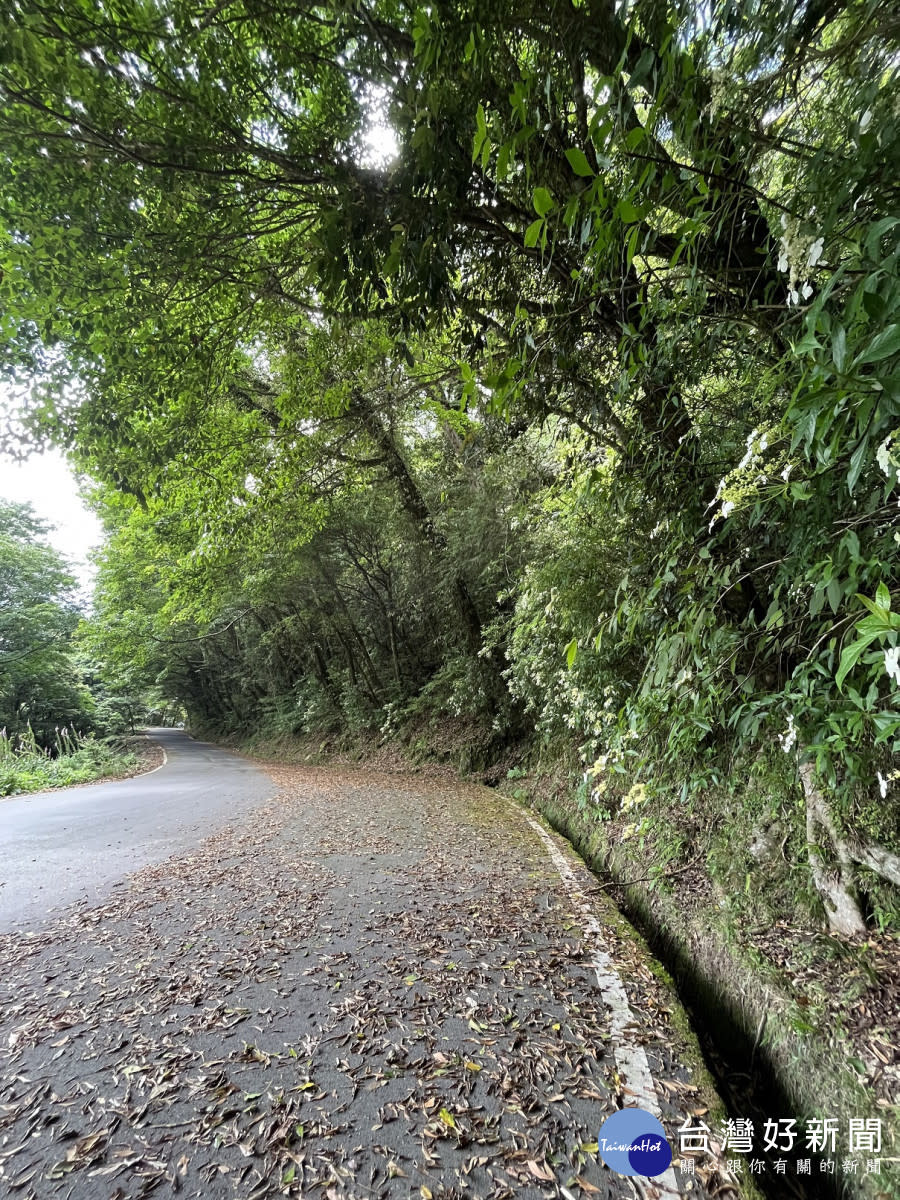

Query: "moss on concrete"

xmin=524 ymin=780 xmax=897 ymax=1200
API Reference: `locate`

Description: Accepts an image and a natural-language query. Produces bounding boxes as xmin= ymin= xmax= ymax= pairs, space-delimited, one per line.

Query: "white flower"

xmin=801 ymin=282 xmax=813 ymax=300
xmin=777 ymin=252 xmax=789 ymax=273
xmin=721 ymin=500 xmax=734 ymax=518
xmin=807 ymin=238 xmax=824 ymax=268
xmin=875 ymin=433 xmax=899 ymax=485
xmin=885 ymin=646 xmax=900 ymax=688
xmin=739 ymin=430 xmax=758 ymax=470
xmin=706 ymin=479 xmax=727 ymax=510
xmin=778 ymin=713 xmax=797 ymax=753
xmin=781 ymin=463 xmax=793 ymax=481
xmin=877 ymin=771 xmax=888 ymax=799
xmin=876 ymin=438 xmax=892 ymax=476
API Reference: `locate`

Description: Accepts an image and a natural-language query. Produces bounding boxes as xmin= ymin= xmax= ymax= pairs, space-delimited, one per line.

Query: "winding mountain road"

xmin=0 ymin=732 xmax=741 ymax=1199
xmin=0 ymin=729 xmax=272 ymax=931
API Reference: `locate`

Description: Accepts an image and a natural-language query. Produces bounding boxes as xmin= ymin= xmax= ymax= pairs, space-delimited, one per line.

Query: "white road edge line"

xmin=523 ymin=811 xmax=682 ymax=1198
xmin=130 ymin=742 xmax=168 ymax=780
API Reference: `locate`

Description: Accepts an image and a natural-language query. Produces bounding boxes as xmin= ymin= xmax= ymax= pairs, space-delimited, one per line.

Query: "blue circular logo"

xmin=598 ymin=1107 xmax=673 ymax=1177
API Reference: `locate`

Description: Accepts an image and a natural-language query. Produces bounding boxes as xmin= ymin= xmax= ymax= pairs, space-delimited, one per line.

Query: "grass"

xmin=0 ymin=725 xmax=139 ymax=797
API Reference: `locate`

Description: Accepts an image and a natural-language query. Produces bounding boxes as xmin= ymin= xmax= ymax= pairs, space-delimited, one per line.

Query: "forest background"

xmin=0 ymin=0 xmax=898 ymax=1146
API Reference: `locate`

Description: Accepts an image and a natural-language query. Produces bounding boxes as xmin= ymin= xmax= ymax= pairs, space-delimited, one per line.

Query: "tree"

xmin=1 ymin=0 xmax=897 ymax=931
xmin=0 ymin=499 xmax=93 ymax=742
xmin=83 ymin=317 xmax=545 ymax=737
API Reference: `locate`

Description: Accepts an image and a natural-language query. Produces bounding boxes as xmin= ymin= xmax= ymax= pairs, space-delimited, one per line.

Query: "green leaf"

xmin=565 ymin=638 xmax=578 ymax=668
xmin=564 ymin=147 xmax=594 ymax=177
xmin=831 ymin=326 xmax=846 ymax=373
xmin=616 ymin=198 xmax=645 ymax=224
xmin=856 ymin=324 xmax=900 ymax=366
xmin=524 ymin=218 xmax=544 ymax=249
xmin=872 ymin=711 xmax=900 ymax=741
xmin=792 ymin=331 xmax=823 ymax=356
xmin=856 ymin=593 xmax=889 ymax=618
xmin=826 ymin=575 xmax=843 ymax=614
xmin=625 ymin=223 xmax=640 ymax=268
xmin=472 ymin=103 xmax=487 ymax=164
xmin=532 ymin=187 xmax=554 ymax=217
xmin=836 ymin=633 xmax=880 ymax=692
xmin=865 ymin=216 xmax=898 ymax=257
xmin=627 ymin=48 xmax=655 ymax=89
xmin=497 ymin=142 xmax=510 ymax=181
xmin=847 ymin=434 xmax=869 ymax=493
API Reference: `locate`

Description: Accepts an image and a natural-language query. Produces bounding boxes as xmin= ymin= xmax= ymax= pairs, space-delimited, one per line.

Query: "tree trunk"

xmin=350 ymin=390 xmax=485 ymax=658
xmin=800 ymin=761 xmax=867 ymax=936
xmin=388 ymin=613 xmax=402 ymax=690
xmin=310 ymin=640 xmax=342 ymax=714
xmin=847 ymin=840 xmax=900 ymax=889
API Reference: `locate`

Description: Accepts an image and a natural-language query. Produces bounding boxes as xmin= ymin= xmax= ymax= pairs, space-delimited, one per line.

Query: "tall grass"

xmin=0 ymin=725 xmax=139 ymax=797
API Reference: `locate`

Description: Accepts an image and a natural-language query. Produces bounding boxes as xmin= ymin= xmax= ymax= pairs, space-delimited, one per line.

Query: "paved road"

xmin=0 ymin=755 xmax=742 ymax=1199
xmin=0 ymin=729 xmax=272 ymax=930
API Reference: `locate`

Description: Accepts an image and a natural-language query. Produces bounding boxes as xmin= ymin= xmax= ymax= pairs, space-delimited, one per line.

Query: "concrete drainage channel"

xmin=636 ymin=923 xmax=837 ymax=1200
xmin=490 ymin=784 xmax=863 ymax=1200
xmin=553 ymin=833 xmax=841 ymax=1200
xmin=523 ymin=810 xmax=683 ymax=1197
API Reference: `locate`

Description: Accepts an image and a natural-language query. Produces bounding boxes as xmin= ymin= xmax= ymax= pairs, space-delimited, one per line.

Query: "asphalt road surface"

xmin=0 ymin=742 xmax=741 ymax=1199
xmin=0 ymin=729 xmax=272 ymax=930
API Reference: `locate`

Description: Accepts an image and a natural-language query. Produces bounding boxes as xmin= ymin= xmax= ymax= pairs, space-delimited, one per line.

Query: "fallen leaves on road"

xmin=0 ymin=765 xmax=736 ymax=1199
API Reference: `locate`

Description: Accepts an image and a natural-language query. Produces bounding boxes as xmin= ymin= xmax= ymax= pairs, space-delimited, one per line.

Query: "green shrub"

xmin=0 ymin=726 xmax=138 ymax=797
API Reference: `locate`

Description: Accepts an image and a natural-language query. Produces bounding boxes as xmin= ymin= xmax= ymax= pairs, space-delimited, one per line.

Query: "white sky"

xmin=0 ymin=449 xmax=102 ymax=596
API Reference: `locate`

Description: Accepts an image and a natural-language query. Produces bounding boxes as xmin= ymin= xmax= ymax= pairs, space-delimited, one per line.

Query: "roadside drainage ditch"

xmin=537 ymin=809 xmax=847 ymax=1200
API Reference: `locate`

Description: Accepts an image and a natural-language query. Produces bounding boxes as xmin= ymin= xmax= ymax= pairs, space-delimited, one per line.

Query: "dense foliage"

xmin=1 ymin=0 xmax=897 ymax=932
xmin=0 ymin=497 xmax=147 ymax=793
xmin=0 ymin=722 xmax=139 ymax=797
xmin=0 ymin=498 xmax=91 ymax=742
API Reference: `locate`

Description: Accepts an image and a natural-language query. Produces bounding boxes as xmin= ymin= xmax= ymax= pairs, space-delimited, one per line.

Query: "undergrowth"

xmin=0 ymin=725 xmax=139 ymax=797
